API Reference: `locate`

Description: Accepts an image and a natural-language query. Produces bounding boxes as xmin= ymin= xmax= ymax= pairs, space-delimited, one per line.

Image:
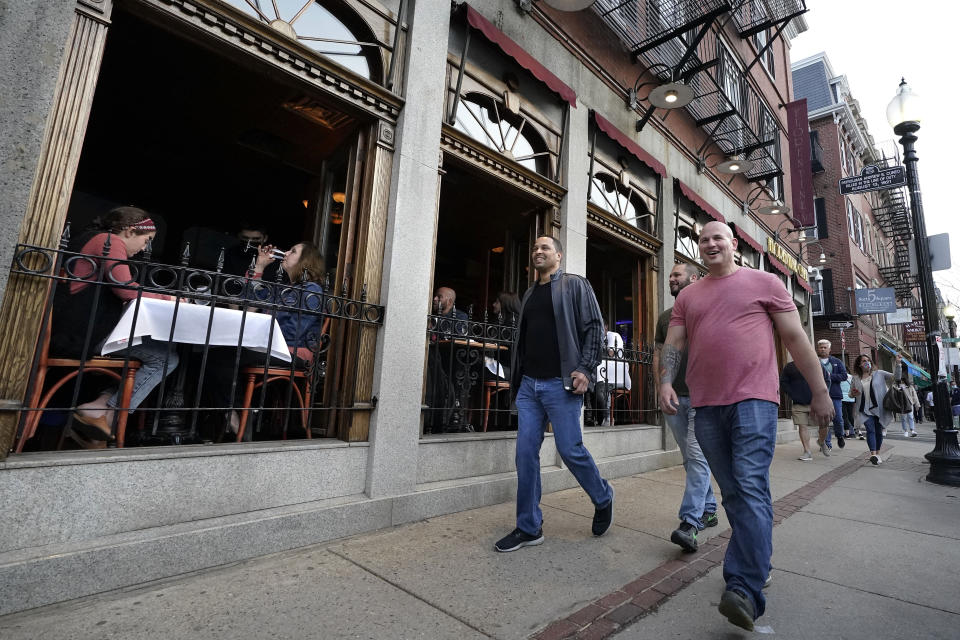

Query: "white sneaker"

xmin=903 ymin=431 xmax=911 ymax=437
xmin=798 ymin=451 xmax=812 ymax=461
xmin=882 ymin=429 xmax=887 ymax=437
xmin=910 ymin=431 xmax=918 ymax=437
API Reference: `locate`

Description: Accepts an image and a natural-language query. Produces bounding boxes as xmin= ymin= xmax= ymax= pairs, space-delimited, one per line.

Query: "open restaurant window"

xmin=10 ymin=6 xmax=387 ymax=453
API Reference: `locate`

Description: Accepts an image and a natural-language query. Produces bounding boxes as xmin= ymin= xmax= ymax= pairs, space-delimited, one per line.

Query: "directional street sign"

xmin=839 ymin=164 xmax=907 ymax=195
xmin=944 ymin=337 xmax=960 ymax=344
xmin=829 ymin=321 xmax=854 ymax=329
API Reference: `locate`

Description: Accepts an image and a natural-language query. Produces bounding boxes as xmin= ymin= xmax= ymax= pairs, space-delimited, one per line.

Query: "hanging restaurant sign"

xmin=765 ymin=237 xmax=808 ymax=281
xmin=839 ymin=164 xmax=907 ymax=195
xmin=854 ymin=287 xmax=897 ymax=314
xmin=786 ymin=99 xmax=815 ymax=227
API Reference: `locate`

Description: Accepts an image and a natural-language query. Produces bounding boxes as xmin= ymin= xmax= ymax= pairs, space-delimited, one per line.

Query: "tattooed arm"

xmin=658 ymin=324 xmax=686 ymax=415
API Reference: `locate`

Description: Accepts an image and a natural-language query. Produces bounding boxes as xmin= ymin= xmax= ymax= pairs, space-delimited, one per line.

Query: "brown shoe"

xmin=72 ymin=412 xmax=114 ymax=441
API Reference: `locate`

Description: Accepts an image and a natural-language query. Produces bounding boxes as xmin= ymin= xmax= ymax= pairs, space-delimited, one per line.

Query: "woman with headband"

xmin=52 ymin=206 xmax=179 ymax=442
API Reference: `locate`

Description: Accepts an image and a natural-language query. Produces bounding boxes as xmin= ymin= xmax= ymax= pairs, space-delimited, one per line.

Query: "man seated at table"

xmin=221 ymin=221 xmax=278 ymax=279
xmin=203 ymin=241 xmax=326 ymax=438
xmin=425 ymin=285 xmax=471 ymax=433
xmin=53 ymin=207 xmax=179 ymax=441
xmin=586 ymin=324 xmax=631 ymax=426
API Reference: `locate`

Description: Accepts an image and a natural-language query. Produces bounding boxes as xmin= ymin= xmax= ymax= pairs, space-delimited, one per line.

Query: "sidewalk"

xmin=1 ymin=436 xmax=958 ymax=639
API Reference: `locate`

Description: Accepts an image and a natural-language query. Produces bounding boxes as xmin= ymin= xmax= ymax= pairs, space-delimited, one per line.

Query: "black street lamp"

xmin=887 ymin=79 xmax=960 ymax=486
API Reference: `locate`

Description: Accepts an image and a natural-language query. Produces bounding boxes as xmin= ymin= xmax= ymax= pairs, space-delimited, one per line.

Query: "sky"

xmin=789 ymin=0 xmax=960 ymax=309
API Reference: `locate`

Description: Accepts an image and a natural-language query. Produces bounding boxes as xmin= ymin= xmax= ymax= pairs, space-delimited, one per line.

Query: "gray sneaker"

xmin=797 ymin=451 xmax=812 ymax=461
xmin=718 ymin=589 xmax=755 ymax=631
xmin=819 ymin=441 xmax=830 ymax=457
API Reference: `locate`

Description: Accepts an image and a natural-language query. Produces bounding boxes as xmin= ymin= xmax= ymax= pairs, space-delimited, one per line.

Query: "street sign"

xmin=885 ymin=307 xmax=913 ymax=324
xmin=839 ymin=164 xmax=907 ymax=195
xmin=944 ymin=337 xmax=960 ymax=344
xmin=854 ymin=287 xmax=897 ymax=314
xmin=829 ymin=321 xmax=854 ymax=329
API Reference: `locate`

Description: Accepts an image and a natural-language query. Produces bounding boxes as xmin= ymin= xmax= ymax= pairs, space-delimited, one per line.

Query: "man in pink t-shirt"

xmin=659 ymin=221 xmax=833 ymax=632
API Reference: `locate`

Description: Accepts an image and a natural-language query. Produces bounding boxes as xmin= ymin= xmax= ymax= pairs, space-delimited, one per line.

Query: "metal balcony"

xmin=592 ymin=0 xmax=794 ymax=183
xmin=729 ymin=0 xmax=807 ymax=38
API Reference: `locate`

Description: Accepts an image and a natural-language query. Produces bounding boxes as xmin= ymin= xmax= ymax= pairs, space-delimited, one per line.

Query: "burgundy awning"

xmin=676 ymin=180 xmax=725 ymax=223
xmin=592 ymin=111 xmax=666 ymax=178
xmin=766 ymin=253 xmax=792 ymax=277
xmin=795 ymin=275 xmax=813 ymax=293
xmin=733 ymin=226 xmax=762 ymax=254
xmin=465 ymin=5 xmax=577 ymax=108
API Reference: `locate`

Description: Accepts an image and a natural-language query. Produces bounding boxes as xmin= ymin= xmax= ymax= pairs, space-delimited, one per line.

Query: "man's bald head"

xmin=434 ymin=286 xmax=456 ymax=314
xmin=702 ymin=220 xmax=734 ymax=239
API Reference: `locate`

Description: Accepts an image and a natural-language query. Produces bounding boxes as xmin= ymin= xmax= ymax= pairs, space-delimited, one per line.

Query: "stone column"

xmin=0 ymin=0 xmax=113 ymax=458
xmin=558 ymin=105 xmax=589 ymax=277
xmin=657 ymin=175 xmax=677 ymax=450
xmin=364 ymin=0 xmax=451 ymax=498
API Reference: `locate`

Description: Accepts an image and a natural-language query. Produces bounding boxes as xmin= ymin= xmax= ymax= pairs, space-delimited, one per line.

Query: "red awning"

xmin=592 ymin=111 xmax=666 ymax=178
xmin=733 ymin=226 xmax=762 ymax=254
xmin=766 ymin=253 xmax=792 ymax=277
xmin=795 ymin=275 xmax=813 ymax=293
xmin=465 ymin=6 xmax=577 ymax=108
xmin=676 ymin=180 xmax=725 ymax=223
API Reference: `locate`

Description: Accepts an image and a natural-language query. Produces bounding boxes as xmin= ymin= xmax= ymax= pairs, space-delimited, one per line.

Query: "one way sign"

xmin=829 ymin=321 xmax=854 ymax=329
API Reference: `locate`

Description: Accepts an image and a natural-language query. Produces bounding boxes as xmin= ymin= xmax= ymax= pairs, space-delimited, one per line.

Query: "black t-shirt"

xmin=521 ymin=281 xmax=562 ymax=379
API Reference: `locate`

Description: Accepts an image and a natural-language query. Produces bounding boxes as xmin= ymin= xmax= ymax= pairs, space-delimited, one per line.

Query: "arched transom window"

xmin=223 ymin=0 xmax=377 ymax=80
xmin=589 ymin=172 xmax=655 ymax=234
xmin=452 ymin=93 xmax=550 ymax=176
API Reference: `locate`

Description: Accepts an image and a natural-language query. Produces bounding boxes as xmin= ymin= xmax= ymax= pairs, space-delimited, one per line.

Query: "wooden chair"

xmin=236 ymin=366 xmax=314 ymax=442
xmin=17 ymin=325 xmax=141 ymax=452
xmin=481 ymin=380 xmax=511 ymax=432
xmin=235 ymin=317 xmax=329 ymax=442
xmin=609 ymin=388 xmax=631 ymax=426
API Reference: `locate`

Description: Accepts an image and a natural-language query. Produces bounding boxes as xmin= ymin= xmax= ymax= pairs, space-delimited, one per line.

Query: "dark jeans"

xmin=842 ymin=401 xmax=856 ymax=432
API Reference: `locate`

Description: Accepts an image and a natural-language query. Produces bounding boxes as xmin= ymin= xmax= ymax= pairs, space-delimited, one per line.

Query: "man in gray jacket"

xmin=495 ymin=236 xmax=614 ymax=552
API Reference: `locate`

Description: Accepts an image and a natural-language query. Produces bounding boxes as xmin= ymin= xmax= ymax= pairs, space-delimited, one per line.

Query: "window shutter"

xmin=821 ymin=269 xmax=835 ymax=315
xmin=815 ymin=198 xmax=828 ymax=239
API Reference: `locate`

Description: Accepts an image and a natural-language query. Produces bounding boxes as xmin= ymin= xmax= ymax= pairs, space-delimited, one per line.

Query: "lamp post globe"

xmin=889 ymin=80 xmax=960 ymax=485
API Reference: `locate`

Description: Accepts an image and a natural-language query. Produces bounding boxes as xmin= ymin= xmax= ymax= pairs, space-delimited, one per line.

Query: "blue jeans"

xmin=515 ymin=376 xmax=612 ymax=535
xmin=664 ymin=396 xmax=717 ymax=528
xmin=823 ymin=398 xmax=844 ymax=446
xmin=862 ymin=414 xmax=883 ymax=451
xmin=900 ymin=411 xmax=915 ymax=433
xmin=105 ymin=339 xmax=179 ymax=413
xmin=695 ymin=399 xmax=778 ymax=619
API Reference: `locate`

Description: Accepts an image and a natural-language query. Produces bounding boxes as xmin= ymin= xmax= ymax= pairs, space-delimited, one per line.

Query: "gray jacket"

xmin=510 ymin=269 xmax=604 ymax=397
xmin=851 ymin=367 xmax=902 ymax=428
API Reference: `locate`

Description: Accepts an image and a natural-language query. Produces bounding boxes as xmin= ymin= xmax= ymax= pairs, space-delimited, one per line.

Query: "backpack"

xmin=883 ymin=385 xmax=912 ymax=414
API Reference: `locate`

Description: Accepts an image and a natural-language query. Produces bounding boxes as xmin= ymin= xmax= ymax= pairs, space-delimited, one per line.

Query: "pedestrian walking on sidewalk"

xmin=659 ymin=222 xmax=833 ymax=632
xmin=654 ymin=262 xmax=718 ymax=553
xmin=817 ymin=340 xmax=848 ymax=450
xmin=840 ymin=373 xmax=858 ymax=438
xmin=781 ymin=360 xmax=831 ymax=460
xmin=898 ymin=369 xmax=920 ymax=438
xmin=849 ymin=353 xmax=902 ymax=465
xmin=494 ymin=236 xmax=614 ymax=553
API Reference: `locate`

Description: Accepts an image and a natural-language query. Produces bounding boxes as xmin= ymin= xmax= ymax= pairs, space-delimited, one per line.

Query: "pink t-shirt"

xmin=670 ymin=267 xmax=796 ymax=407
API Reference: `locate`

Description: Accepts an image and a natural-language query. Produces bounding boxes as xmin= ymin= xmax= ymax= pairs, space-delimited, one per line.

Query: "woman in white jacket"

xmin=850 ymin=353 xmax=902 ymax=465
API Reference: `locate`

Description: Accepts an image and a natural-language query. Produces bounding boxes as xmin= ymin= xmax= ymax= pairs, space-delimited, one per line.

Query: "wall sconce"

xmin=716 ymin=155 xmax=754 ymax=175
xmin=648 ymin=80 xmax=694 ymax=109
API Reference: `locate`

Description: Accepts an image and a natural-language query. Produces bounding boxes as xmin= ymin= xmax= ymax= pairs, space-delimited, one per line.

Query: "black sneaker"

xmin=837 ymin=434 xmax=845 ymax=449
xmin=670 ymin=521 xmax=698 ymax=553
xmin=494 ymin=528 xmax=544 ymax=552
xmin=700 ymin=511 xmax=719 ymax=528
xmin=592 ymin=485 xmax=615 ymax=536
xmin=718 ymin=589 xmax=755 ymax=631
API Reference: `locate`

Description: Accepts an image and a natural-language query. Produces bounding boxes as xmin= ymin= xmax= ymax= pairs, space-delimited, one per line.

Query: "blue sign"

xmin=854 ymin=287 xmax=897 ymax=314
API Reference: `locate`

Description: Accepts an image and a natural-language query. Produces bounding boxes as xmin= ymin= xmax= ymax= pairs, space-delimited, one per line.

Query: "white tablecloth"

xmin=101 ymin=297 xmax=291 ymax=362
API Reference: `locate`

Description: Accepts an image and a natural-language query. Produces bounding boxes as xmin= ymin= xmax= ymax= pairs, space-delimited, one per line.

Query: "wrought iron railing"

xmin=9 ymin=230 xmax=383 ymax=452
xmin=729 ymin=0 xmax=806 ymax=37
xmin=422 ymin=309 xmax=654 ymax=434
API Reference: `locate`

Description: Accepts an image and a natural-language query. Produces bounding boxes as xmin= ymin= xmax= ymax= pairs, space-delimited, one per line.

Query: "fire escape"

xmin=591 ymin=0 xmax=807 ymax=185
xmin=872 ymin=153 xmax=918 ymax=311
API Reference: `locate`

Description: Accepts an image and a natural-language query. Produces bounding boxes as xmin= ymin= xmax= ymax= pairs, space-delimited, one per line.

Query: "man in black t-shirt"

xmin=494 ymin=236 xmax=614 ymax=552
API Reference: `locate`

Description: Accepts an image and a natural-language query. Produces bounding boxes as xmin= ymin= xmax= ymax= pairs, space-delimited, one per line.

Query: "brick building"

xmin=792 ymin=52 xmax=915 ymax=373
